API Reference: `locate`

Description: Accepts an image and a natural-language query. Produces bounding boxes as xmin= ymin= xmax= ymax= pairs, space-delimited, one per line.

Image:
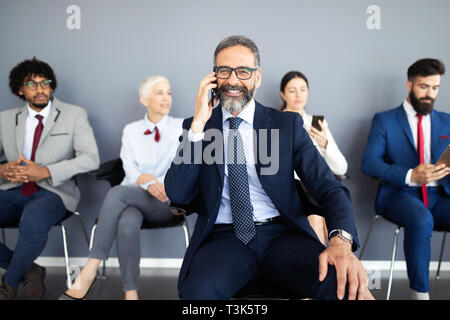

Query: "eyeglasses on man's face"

xmin=23 ymin=79 xmax=52 ymax=90
xmin=214 ymin=66 xmax=257 ymax=80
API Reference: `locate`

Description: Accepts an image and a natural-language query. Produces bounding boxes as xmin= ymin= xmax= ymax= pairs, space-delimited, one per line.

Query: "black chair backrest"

xmin=92 ymin=158 xmax=125 ymax=187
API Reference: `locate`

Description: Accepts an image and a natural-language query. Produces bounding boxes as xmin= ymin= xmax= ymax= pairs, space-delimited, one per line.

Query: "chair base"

xmin=358 ymin=215 xmax=448 ymax=300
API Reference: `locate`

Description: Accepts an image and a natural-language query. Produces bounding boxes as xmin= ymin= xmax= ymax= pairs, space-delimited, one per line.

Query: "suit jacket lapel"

xmin=38 ymin=98 xmax=61 ymax=149
xmin=15 ymin=106 xmax=27 ymax=155
xmin=395 ymin=105 xmax=416 ymax=151
xmin=253 ymin=101 xmax=272 ymax=183
xmin=205 ymin=106 xmax=224 ymax=184
xmin=430 ymin=110 xmax=440 ymax=163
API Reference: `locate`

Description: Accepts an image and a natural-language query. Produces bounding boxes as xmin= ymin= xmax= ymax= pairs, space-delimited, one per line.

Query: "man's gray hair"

xmin=214 ymin=35 xmax=261 ymax=68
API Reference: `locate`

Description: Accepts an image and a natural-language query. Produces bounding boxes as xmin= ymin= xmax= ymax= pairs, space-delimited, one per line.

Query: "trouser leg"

xmin=179 ymin=225 xmax=259 ymax=300
xmin=4 ymin=189 xmax=65 ymax=286
xmin=259 ymin=225 xmax=346 ymax=300
xmin=116 ymin=207 xmax=143 ymax=291
xmin=383 ymin=191 xmax=434 ymax=293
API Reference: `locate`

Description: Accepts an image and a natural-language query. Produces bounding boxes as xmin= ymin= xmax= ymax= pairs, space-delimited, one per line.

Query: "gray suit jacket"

xmin=0 ymin=97 xmax=100 ymax=211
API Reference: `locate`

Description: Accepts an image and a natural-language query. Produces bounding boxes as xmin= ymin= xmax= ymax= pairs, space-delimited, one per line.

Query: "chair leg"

xmin=101 ymin=260 xmax=106 ymax=279
xmin=89 ymin=224 xmax=97 ymax=251
xmin=60 ymin=224 xmax=72 ymax=289
xmin=387 ymin=226 xmax=401 ymax=300
xmin=73 ymin=211 xmax=90 ymax=247
xmin=436 ymin=232 xmax=447 ymax=280
xmin=89 ymin=223 xmax=107 ymax=280
xmin=359 ymin=215 xmax=380 ymax=259
xmin=182 ymin=220 xmax=190 ymax=249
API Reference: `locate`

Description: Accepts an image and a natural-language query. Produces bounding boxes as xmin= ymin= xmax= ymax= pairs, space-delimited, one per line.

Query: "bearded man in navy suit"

xmin=362 ymin=58 xmax=450 ymax=300
xmin=165 ymin=35 xmax=374 ymax=300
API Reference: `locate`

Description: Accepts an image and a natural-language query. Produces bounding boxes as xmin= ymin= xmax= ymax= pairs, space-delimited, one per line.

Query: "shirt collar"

xmin=27 ymin=100 xmax=52 ymax=120
xmin=144 ymin=113 xmax=168 ymax=131
xmin=403 ymin=99 xmax=429 ymax=119
xmin=222 ymin=99 xmax=255 ymax=126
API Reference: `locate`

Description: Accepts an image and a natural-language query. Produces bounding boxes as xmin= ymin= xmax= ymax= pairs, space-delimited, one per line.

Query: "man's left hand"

xmin=318 ymin=237 xmax=369 ymax=300
xmin=13 ymin=154 xmax=51 ymax=183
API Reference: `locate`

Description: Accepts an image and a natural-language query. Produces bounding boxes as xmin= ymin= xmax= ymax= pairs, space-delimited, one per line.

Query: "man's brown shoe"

xmin=22 ymin=263 xmax=46 ymax=300
xmin=0 ymin=276 xmax=18 ymax=300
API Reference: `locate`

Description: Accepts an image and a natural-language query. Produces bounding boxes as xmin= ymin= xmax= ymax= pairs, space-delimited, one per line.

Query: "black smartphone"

xmin=311 ymin=115 xmax=324 ymax=131
xmin=210 ymin=67 xmax=217 ymax=106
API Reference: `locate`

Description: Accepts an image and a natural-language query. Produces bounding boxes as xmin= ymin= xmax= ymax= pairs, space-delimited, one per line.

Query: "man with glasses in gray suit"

xmin=0 ymin=57 xmax=100 ymax=299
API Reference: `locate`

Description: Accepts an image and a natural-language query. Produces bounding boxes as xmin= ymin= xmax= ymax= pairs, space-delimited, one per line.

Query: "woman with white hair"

xmin=60 ymin=75 xmax=183 ymax=300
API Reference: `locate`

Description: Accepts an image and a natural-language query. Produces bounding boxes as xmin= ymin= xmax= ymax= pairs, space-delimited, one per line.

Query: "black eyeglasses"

xmin=23 ymin=79 xmax=52 ymax=90
xmin=214 ymin=66 xmax=257 ymax=80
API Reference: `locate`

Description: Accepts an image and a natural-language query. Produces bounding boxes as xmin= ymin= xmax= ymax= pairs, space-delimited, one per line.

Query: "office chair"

xmin=358 ymin=203 xmax=449 ymax=300
xmin=88 ymin=158 xmax=190 ymax=278
xmin=0 ymin=209 xmax=91 ymax=289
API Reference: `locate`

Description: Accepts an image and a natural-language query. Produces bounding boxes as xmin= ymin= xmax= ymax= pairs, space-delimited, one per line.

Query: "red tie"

xmin=144 ymin=126 xmax=160 ymax=142
xmin=416 ymin=114 xmax=429 ymax=207
xmin=21 ymin=115 xmax=44 ymax=196
xmin=154 ymin=126 xmax=160 ymax=142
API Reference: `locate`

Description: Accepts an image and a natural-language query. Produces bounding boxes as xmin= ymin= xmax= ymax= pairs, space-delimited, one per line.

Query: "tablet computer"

xmin=436 ymin=144 xmax=450 ymax=167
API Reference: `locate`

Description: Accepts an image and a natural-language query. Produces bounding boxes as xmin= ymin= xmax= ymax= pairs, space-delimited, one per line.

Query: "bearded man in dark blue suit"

xmin=362 ymin=58 xmax=449 ymax=300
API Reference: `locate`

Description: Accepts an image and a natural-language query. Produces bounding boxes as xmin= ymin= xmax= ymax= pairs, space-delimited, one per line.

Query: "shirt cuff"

xmin=140 ymin=180 xmax=158 ymax=191
xmin=188 ymin=129 xmax=204 ymax=142
xmin=405 ymin=169 xmax=420 ymax=186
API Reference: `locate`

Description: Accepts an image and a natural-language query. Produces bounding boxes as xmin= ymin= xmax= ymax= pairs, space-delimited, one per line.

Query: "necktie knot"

xmin=416 ymin=113 xmax=423 ymax=123
xmin=228 ymin=117 xmax=243 ymax=130
xmin=35 ymin=114 xmax=43 ymax=122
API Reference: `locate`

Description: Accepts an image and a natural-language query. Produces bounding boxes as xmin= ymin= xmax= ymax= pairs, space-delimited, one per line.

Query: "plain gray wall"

xmin=1 ymin=0 xmax=449 ymax=262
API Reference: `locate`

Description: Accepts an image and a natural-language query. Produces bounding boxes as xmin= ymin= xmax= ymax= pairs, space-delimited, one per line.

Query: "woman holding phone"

xmin=280 ymin=70 xmax=348 ymax=245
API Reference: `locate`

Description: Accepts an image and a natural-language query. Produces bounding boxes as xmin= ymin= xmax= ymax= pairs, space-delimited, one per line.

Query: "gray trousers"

xmin=89 ymin=185 xmax=173 ymax=291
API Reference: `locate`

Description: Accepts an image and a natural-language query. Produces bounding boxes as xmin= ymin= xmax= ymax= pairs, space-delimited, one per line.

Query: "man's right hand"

xmin=0 ymin=158 xmax=26 ymax=183
xmin=411 ymin=163 xmax=449 ymax=184
xmin=190 ymin=72 xmax=218 ymax=134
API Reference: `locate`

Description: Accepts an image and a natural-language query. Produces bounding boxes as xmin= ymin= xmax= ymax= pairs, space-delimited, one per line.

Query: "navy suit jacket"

xmin=362 ymin=104 xmax=450 ymax=215
xmin=165 ymin=101 xmax=359 ymax=290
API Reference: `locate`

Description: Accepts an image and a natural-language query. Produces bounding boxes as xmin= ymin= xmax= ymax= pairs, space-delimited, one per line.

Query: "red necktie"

xmin=144 ymin=127 xmax=160 ymax=142
xmin=21 ymin=115 xmax=44 ymax=196
xmin=416 ymin=114 xmax=429 ymax=207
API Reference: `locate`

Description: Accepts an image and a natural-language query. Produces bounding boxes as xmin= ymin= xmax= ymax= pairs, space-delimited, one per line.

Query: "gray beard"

xmin=219 ymin=86 xmax=256 ymax=114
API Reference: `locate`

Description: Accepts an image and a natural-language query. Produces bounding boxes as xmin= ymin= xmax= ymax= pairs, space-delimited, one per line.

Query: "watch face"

xmin=341 ymin=230 xmax=353 ymax=241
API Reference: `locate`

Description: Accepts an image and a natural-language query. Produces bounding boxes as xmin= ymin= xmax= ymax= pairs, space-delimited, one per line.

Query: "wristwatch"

xmin=329 ymin=229 xmax=353 ymax=245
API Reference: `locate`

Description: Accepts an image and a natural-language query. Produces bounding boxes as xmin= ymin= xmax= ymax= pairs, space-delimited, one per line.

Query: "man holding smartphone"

xmin=165 ymin=35 xmax=374 ymax=300
xmin=362 ymin=58 xmax=450 ymax=300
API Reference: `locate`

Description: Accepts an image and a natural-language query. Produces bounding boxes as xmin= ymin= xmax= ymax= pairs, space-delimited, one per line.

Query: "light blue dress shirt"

xmin=120 ymin=114 xmax=183 ymax=191
xmin=188 ymin=100 xmax=280 ymax=224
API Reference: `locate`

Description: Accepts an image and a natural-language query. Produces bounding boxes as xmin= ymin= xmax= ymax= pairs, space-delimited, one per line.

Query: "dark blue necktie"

xmin=227 ymin=117 xmax=255 ymax=244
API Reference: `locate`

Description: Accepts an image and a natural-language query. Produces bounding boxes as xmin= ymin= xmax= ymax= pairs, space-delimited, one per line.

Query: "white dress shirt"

xmin=301 ymin=112 xmax=348 ymax=176
xmin=120 ymin=114 xmax=183 ymax=191
xmin=22 ymin=101 xmax=52 ymax=160
xmin=188 ymin=100 xmax=280 ymax=224
xmin=403 ymin=99 xmax=438 ymax=187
